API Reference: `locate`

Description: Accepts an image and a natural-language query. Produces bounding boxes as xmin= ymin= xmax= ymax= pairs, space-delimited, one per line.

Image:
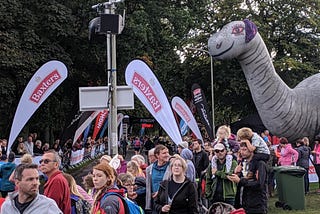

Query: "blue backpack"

xmin=103 ymin=192 xmax=144 ymax=214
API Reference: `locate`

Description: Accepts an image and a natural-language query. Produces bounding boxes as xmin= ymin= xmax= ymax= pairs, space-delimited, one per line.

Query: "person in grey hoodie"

xmin=1 ymin=163 xmax=62 ymax=214
xmin=180 ymin=148 xmax=196 ymax=183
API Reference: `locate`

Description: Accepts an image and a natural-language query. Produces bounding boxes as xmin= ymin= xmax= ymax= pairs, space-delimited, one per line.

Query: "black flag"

xmin=191 ymin=83 xmax=214 ymax=141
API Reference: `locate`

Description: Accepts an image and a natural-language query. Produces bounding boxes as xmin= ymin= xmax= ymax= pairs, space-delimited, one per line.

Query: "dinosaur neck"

xmin=237 ymin=33 xmax=298 ymax=138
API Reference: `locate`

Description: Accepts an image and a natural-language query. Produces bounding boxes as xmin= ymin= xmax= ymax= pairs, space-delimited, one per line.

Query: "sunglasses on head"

xmin=39 ymin=159 xmax=56 ymax=164
xmin=214 ymin=149 xmax=225 ymax=153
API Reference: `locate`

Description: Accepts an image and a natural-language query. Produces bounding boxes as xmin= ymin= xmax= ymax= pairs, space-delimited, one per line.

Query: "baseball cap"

xmin=213 ymin=143 xmax=225 ymax=151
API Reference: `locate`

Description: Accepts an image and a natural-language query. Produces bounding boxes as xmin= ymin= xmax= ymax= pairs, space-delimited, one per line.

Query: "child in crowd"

xmin=237 ymin=127 xmax=270 ymax=177
xmin=211 ymin=125 xmax=235 ymax=178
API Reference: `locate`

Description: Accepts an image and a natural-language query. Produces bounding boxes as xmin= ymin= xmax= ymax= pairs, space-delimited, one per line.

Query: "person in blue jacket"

xmin=0 ymin=152 xmax=16 ymax=197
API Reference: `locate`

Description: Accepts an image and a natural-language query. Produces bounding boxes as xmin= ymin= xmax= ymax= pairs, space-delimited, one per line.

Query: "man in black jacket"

xmin=192 ymin=139 xmax=209 ymax=201
xmin=227 ymin=140 xmax=268 ymax=214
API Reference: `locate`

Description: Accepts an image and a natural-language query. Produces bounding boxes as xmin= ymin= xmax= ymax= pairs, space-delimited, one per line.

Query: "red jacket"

xmin=44 ymin=171 xmax=71 ymax=214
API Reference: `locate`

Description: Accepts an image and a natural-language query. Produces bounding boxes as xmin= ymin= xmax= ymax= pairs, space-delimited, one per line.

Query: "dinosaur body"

xmin=208 ymin=20 xmax=320 ymax=141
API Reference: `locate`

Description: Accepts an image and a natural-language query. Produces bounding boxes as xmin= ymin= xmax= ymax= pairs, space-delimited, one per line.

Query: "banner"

xmin=92 ymin=110 xmax=108 ymax=140
xmin=125 ymin=59 xmax=182 ymax=145
xmin=117 ymin=113 xmax=124 ymax=139
xmin=73 ymin=111 xmax=101 ymax=144
xmin=180 ymin=119 xmax=189 ymax=136
xmin=82 ymin=121 xmax=92 ymax=143
xmin=99 ymin=118 xmax=108 ymax=139
xmin=70 ymin=148 xmax=85 ymax=165
xmin=191 ymin=83 xmax=214 ymax=141
xmin=8 ymin=60 xmax=68 ymax=155
xmin=61 ymin=111 xmax=95 ymax=144
xmin=172 ymin=96 xmax=203 ymax=142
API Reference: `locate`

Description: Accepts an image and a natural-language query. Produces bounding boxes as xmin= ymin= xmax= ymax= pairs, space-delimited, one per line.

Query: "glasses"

xmin=39 ymin=159 xmax=56 ymax=164
xmin=214 ymin=149 xmax=225 ymax=153
xmin=123 ymin=183 xmax=135 ymax=187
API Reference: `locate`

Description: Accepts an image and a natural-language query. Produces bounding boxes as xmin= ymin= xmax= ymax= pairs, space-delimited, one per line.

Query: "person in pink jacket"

xmin=278 ymin=137 xmax=298 ymax=166
xmin=311 ymin=135 xmax=320 ymax=193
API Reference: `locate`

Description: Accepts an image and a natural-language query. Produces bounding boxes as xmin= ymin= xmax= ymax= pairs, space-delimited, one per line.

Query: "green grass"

xmin=268 ymin=183 xmax=320 ymax=213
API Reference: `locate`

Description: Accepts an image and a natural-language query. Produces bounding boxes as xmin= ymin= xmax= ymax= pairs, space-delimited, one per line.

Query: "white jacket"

xmin=1 ymin=191 xmax=62 ymax=214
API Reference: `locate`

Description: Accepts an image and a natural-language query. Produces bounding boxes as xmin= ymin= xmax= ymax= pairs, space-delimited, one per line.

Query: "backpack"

xmin=71 ymin=194 xmax=91 ymax=214
xmin=103 ymin=192 xmax=144 ymax=214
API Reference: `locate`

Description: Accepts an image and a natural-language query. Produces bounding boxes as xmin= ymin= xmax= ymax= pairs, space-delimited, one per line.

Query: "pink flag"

xmin=125 ymin=59 xmax=182 ymax=145
xmin=8 ymin=60 xmax=68 ymax=155
xmin=171 ymin=96 xmax=203 ymax=142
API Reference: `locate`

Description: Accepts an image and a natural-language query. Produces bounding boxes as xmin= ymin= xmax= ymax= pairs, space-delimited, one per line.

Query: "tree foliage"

xmin=0 ymin=0 xmax=319 ymax=140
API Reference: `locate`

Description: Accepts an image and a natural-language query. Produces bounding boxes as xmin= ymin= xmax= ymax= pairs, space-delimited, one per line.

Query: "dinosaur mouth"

xmin=212 ymin=42 xmax=234 ymax=57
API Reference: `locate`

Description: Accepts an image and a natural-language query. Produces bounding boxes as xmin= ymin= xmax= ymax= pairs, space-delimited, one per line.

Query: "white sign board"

xmin=79 ymin=86 xmax=134 ymax=111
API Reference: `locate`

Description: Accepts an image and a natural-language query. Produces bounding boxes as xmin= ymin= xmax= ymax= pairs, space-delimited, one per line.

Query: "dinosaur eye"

xmin=232 ymin=26 xmax=244 ymax=35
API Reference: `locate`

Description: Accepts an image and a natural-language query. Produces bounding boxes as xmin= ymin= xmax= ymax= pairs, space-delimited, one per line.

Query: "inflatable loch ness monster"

xmin=208 ymin=19 xmax=320 ymax=142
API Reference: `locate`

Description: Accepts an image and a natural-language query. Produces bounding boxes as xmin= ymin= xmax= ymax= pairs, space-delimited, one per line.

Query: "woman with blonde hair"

xmin=91 ymin=163 xmax=126 ymax=214
xmin=154 ymin=155 xmax=198 ymax=213
xmin=126 ymin=160 xmax=141 ymax=177
xmin=63 ymin=173 xmax=92 ymax=213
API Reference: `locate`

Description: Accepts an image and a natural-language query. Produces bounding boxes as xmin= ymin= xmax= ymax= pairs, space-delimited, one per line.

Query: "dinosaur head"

xmin=208 ymin=20 xmax=258 ymax=60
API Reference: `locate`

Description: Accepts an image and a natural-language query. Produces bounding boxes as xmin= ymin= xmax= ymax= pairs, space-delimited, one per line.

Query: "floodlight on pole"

xmin=186 ymin=47 xmax=215 ymax=139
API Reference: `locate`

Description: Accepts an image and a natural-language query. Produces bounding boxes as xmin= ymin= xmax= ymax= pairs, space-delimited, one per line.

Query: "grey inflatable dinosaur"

xmin=208 ymin=19 xmax=320 ymax=141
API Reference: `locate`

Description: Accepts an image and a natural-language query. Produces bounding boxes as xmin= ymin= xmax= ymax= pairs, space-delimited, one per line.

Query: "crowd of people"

xmin=0 ymin=125 xmax=319 ymax=213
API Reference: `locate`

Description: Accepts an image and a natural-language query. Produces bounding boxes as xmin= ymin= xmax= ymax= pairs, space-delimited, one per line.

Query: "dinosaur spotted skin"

xmin=208 ymin=20 xmax=320 ymax=141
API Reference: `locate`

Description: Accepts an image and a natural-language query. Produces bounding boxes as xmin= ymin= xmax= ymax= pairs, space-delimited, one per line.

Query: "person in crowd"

xmin=237 ymin=127 xmax=270 ymax=177
xmin=11 ymin=136 xmax=24 ymax=156
xmin=0 ymin=152 xmax=16 ymax=197
xmin=154 ymin=155 xmax=198 ymax=214
xmin=33 ymin=140 xmax=43 ymax=155
xmin=16 ymin=142 xmax=27 ymax=156
xmin=179 ymin=147 xmax=196 ymax=183
xmin=120 ymin=138 xmax=128 ymax=158
xmin=131 ymin=155 xmax=147 ymax=177
xmin=39 ymin=150 xmax=71 ymax=214
xmin=302 ymin=137 xmax=310 ymax=147
xmin=0 ymin=139 xmax=8 ymax=156
xmin=295 ymin=139 xmax=311 ymax=194
xmin=1 ymin=163 xmax=62 ymax=214
xmin=52 ymin=140 xmax=61 ymax=153
xmin=266 ymin=141 xmax=278 ymax=197
xmin=177 ymin=141 xmax=189 ymax=155
xmin=203 ymin=139 xmax=213 ymax=157
xmin=100 ymin=155 xmax=112 ymax=165
xmin=116 ymin=155 xmax=127 ymax=174
xmin=91 ymin=163 xmax=127 ymax=213
xmin=82 ymin=174 xmax=95 ymax=197
xmin=42 ymin=143 xmax=50 ymax=153
xmin=228 ymin=140 xmax=268 ymax=214
xmin=205 ymin=143 xmax=237 ymax=206
xmin=212 ymin=126 xmax=238 ymax=178
xmin=119 ymin=172 xmax=146 ymax=210
xmin=118 ymin=172 xmax=137 ymax=200
xmin=143 ymin=136 xmax=155 ymax=156
xmin=278 ymin=137 xmax=298 ymax=166
xmin=134 ymin=137 xmax=141 ymax=155
xmin=147 ymin=148 xmax=156 ymax=165
xmin=127 ymin=160 xmax=142 ymax=177
xmin=213 ymin=125 xmax=240 ymax=155
xmin=9 ymin=153 xmax=33 ymax=183
xmin=311 ymin=135 xmax=320 ymax=193
xmin=145 ymin=144 xmax=171 ymax=213
xmin=192 ymin=139 xmax=209 ymax=201
xmin=63 ymin=173 xmax=92 ymax=213
xmin=23 ymin=135 xmax=34 ymax=156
